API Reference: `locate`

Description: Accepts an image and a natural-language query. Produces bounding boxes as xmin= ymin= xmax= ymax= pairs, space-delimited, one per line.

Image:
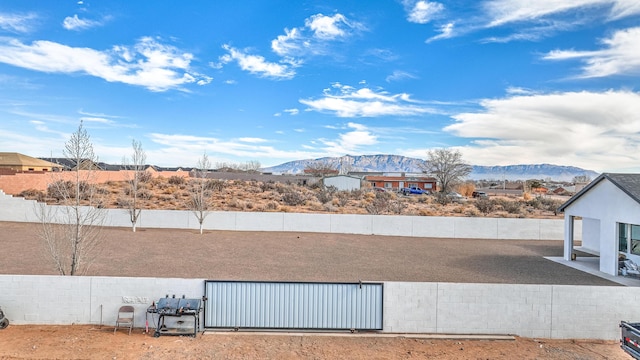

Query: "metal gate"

xmin=204 ymin=281 xmax=383 ymax=330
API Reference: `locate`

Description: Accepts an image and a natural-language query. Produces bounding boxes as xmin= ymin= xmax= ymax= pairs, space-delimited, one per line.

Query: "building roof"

xmin=0 ymin=152 xmax=61 ymax=168
xmin=558 ymin=173 xmax=640 ymax=212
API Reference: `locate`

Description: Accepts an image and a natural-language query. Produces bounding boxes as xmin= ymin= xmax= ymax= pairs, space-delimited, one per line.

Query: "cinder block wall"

xmin=0 ymin=275 xmax=634 ymax=340
xmin=0 ymin=191 xmax=580 ymax=240
xmin=382 ymin=282 xmax=640 ymax=340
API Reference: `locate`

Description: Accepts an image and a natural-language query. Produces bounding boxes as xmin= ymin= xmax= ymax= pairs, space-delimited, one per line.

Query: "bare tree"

xmin=122 ymin=139 xmax=146 ymax=232
xmin=214 ymin=160 xmax=261 ymax=172
xmin=36 ymin=122 xmax=106 ymax=275
xmin=304 ymin=161 xmax=338 ymax=177
xmin=189 ymin=153 xmax=212 ymax=234
xmin=421 ymin=148 xmax=472 ymax=193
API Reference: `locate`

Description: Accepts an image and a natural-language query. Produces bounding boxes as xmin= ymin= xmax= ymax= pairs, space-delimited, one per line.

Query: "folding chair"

xmin=114 ymin=305 xmax=135 ymax=335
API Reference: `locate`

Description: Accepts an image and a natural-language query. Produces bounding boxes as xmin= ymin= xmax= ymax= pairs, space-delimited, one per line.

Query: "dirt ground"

xmin=0 ymin=221 xmax=629 ymax=359
xmin=0 ymin=325 xmax=629 ymax=359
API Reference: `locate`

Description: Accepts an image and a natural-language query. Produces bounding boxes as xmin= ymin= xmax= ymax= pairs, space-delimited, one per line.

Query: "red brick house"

xmin=365 ymin=175 xmax=437 ymax=192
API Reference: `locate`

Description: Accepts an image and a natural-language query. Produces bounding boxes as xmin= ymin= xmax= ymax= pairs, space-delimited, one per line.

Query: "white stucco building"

xmin=322 ymin=175 xmax=362 ymax=191
xmin=559 ymin=173 xmax=640 ymax=276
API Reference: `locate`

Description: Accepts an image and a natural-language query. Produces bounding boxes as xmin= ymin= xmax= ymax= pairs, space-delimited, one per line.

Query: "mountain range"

xmin=261 ymin=155 xmax=600 ymax=182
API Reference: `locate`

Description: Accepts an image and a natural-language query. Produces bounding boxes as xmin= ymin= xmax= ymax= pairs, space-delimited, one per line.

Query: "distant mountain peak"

xmin=261 ymin=155 xmax=599 ymax=181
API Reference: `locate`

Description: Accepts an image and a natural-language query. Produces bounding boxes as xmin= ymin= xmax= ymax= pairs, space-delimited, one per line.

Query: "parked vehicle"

xmin=472 ymin=191 xmax=488 ymax=198
xmin=0 ymin=306 xmax=8 ymax=329
xmin=401 ymin=187 xmax=429 ymax=195
xmin=621 ymin=321 xmax=640 ymax=359
xmin=446 ymin=192 xmax=466 ymax=202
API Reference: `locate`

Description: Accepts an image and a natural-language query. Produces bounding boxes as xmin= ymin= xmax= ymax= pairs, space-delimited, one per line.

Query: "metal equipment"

xmin=147 ymin=296 xmax=202 ymax=337
xmin=0 ymin=306 xmax=8 ymax=329
xmin=621 ymin=321 xmax=640 ymax=359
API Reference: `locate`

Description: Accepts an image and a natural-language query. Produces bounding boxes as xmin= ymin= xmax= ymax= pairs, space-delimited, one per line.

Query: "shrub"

xmin=138 ymin=171 xmax=153 ymax=183
xmin=316 ymin=186 xmax=337 ymax=204
xmin=474 ymin=198 xmax=495 ymax=215
xmin=260 ymin=181 xmax=276 ymax=192
xmin=47 ymin=180 xmax=92 ymax=200
xmin=205 ymin=179 xmax=225 ymax=191
xmin=168 ymin=175 xmax=185 ymax=185
xmin=433 ymin=192 xmax=451 ymax=205
xmin=282 ymin=189 xmax=306 ymax=206
xmin=365 ymin=191 xmax=391 ymax=214
xmin=265 ymin=201 xmax=279 ymax=210
xmin=18 ymin=188 xmax=45 ymax=202
xmin=388 ymin=200 xmax=404 ymax=215
xmin=335 ymin=191 xmax=350 ymax=207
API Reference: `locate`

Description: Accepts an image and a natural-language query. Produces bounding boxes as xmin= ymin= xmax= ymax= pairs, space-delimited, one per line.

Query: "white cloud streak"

xmin=62 ymin=14 xmax=102 ymax=31
xmin=220 ymin=45 xmax=296 ymax=79
xmin=0 ymin=37 xmax=210 ymax=91
xmin=300 ymin=83 xmax=435 ymax=117
xmin=543 ymin=26 xmax=640 ymax=78
xmin=444 ymin=90 xmax=640 ymax=171
xmin=0 ymin=12 xmax=37 ymax=33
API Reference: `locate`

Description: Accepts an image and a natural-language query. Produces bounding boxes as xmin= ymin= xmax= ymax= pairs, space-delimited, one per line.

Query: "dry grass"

xmin=16 ymin=177 xmax=565 ymax=219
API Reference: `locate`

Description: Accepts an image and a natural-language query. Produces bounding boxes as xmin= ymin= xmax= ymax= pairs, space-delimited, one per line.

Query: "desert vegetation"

xmin=16 ymin=175 xmax=564 ymax=219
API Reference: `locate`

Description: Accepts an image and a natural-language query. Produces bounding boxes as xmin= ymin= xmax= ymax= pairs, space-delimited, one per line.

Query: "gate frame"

xmin=203 ymin=280 xmax=384 ymax=331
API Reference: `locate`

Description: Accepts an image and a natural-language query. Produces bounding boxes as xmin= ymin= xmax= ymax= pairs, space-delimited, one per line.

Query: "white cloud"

xmin=300 ymin=83 xmax=435 ymax=117
xmin=424 ymin=0 xmax=640 ymax=42
xmin=443 ymin=90 xmax=640 ymax=171
xmin=220 ymin=45 xmax=296 ymax=79
xmin=385 ymin=70 xmax=417 ymax=82
xmin=271 ymin=13 xmax=364 ymax=57
xmin=238 ymin=137 xmax=268 ymax=143
xmin=0 ymin=37 xmax=210 ymax=91
xmin=284 ymin=108 xmax=299 ymax=115
xmin=0 ymin=12 xmax=37 ymax=33
xmin=403 ymin=0 xmax=444 ymax=24
xmin=426 ymin=22 xmax=455 ymax=43
xmin=318 ymin=122 xmax=378 ymax=155
xmin=543 ymin=26 xmax=640 ymax=78
xmin=62 ymin=14 xmax=101 ymax=31
xmin=483 ymin=0 xmax=640 ymax=27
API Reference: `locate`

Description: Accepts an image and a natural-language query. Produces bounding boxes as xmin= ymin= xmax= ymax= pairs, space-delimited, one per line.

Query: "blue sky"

xmin=1 ymin=1 xmax=639 ymax=172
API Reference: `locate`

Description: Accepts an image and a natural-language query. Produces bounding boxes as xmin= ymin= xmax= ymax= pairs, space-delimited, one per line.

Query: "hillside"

xmin=262 ymin=155 xmax=599 ymax=181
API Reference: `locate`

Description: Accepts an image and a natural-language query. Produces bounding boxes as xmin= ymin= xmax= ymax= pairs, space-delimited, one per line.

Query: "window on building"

xmin=408 ymin=183 xmax=418 ymax=188
xmin=632 ymin=225 xmax=640 ymax=256
xmin=384 ymin=182 xmax=392 ymax=188
xmin=619 ymin=223 xmax=628 ymax=252
xmin=424 ymin=183 xmax=433 ymax=189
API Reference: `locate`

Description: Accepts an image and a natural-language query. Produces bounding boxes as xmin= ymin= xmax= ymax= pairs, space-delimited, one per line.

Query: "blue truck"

xmin=401 ymin=186 xmax=429 ymax=195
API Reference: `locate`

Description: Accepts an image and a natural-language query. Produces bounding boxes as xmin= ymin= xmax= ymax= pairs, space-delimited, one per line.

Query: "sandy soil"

xmin=0 ymin=325 xmax=629 ymax=359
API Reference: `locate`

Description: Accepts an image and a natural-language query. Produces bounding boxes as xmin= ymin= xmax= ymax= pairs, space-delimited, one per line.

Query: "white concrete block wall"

xmin=330 ymin=214 xmax=373 ymax=234
xmin=0 ymin=275 xmax=92 ymax=325
xmin=412 ymin=217 xmax=455 ymax=238
xmin=497 ymin=218 xmax=541 ymax=240
xmin=283 ymin=213 xmax=331 ymax=233
xmin=454 ymin=217 xmax=498 ymax=239
xmin=0 ymin=192 xmax=577 ymax=240
xmin=384 ymin=282 xmax=438 ymax=333
xmin=372 ymin=215 xmax=413 ymax=237
xmin=551 ymin=285 xmax=640 ymax=339
xmin=206 ymin=211 xmax=237 ymax=230
xmin=0 ymin=275 xmax=204 ymax=328
xmin=1 ymin=275 xmax=635 ymax=340
xmin=435 ymin=283 xmax=553 ymax=338
xmin=235 ymin=212 xmax=285 ymax=231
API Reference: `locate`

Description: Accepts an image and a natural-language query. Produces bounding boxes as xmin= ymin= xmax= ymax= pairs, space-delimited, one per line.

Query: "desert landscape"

xmin=14 ymin=173 xmax=565 ymax=219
